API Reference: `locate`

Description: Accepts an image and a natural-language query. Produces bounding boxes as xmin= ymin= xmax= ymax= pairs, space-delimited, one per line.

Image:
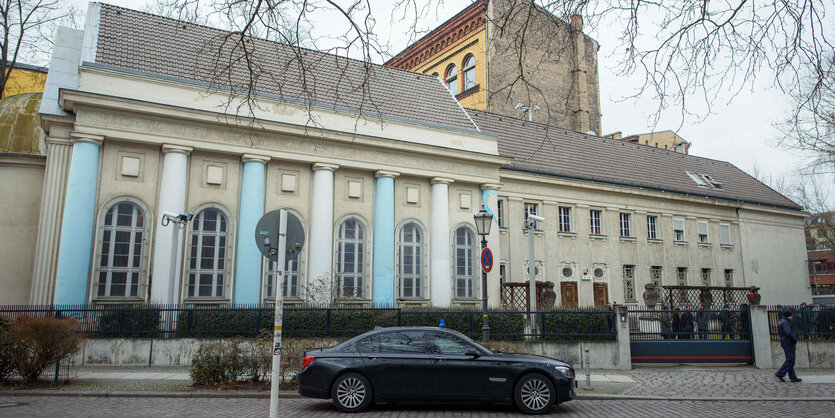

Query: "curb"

xmin=575 ymin=393 xmax=835 ymax=401
xmin=0 ymin=390 xmax=298 ymax=399
xmin=2 ymin=391 xmax=833 ymax=402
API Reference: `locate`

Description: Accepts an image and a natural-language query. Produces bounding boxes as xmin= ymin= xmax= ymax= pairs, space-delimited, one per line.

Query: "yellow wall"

xmin=3 ymin=67 xmax=47 ymax=98
xmin=637 ymin=131 xmax=688 ymax=153
xmin=412 ymin=28 xmax=488 ymax=110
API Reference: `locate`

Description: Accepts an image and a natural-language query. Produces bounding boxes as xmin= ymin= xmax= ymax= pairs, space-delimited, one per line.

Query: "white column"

xmin=430 ymin=177 xmax=454 ymax=306
xmin=306 ymin=163 xmax=339 ymax=304
xmin=150 ymin=144 xmax=192 ymax=304
xmin=29 ymin=136 xmax=72 ymax=305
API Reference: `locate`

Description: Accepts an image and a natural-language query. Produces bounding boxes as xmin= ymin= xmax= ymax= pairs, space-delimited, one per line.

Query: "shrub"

xmin=189 ymin=339 xmax=246 ymax=385
xmin=0 ymin=317 xmax=12 ymax=381
xmin=540 ymin=310 xmax=613 ymax=341
xmin=177 ymin=309 xmax=269 ymax=338
xmin=96 ymin=308 xmax=161 ymax=338
xmin=8 ymin=316 xmax=84 ymax=383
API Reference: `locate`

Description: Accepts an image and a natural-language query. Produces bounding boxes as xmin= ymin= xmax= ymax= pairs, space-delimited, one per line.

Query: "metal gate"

xmin=629 ymin=305 xmax=754 ymax=364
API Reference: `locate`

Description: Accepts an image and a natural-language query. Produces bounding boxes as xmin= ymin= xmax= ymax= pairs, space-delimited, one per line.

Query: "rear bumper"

xmin=297 ymin=367 xmax=331 ymax=399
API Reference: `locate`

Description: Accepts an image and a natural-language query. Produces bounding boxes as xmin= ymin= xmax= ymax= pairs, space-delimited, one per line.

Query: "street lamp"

xmin=474 ymin=207 xmax=493 ymax=344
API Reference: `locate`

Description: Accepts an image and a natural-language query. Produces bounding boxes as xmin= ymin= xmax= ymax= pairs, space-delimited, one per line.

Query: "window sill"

xmin=647 ymin=238 xmax=663 ymax=244
xmin=673 ymin=240 xmax=688 ymax=246
xmin=92 ymin=297 xmax=145 ymax=304
xmin=184 ymin=297 xmax=231 ymax=304
xmin=590 ymin=234 xmax=607 ymax=241
xmin=499 ymin=227 xmax=508 ymax=235
xmin=523 ymin=229 xmax=544 ymax=236
xmin=455 ymin=84 xmax=480 ymax=100
xmin=263 ymin=297 xmax=303 ymax=303
xmin=698 ymin=242 xmax=712 ymax=248
xmin=721 ymin=244 xmax=734 ymax=250
xmin=619 ymin=236 xmax=636 ymax=243
xmin=558 ymin=231 xmax=576 ymax=239
xmin=452 ymin=298 xmax=481 ymax=305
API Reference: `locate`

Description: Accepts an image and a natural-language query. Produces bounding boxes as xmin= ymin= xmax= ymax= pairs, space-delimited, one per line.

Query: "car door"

xmin=425 ymin=331 xmax=512 ymax=400
xmin=359 ymin=330 xmax=434 ymax=399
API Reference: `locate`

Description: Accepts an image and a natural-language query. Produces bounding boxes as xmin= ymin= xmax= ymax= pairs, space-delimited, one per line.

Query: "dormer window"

xmin=686 ymin=171 xmax=723 ymax=191
xmin=686 ymin=171 xmax=709 ymax=188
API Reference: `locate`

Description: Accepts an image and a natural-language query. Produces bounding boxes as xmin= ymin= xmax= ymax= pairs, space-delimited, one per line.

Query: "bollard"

xmin=584 ymin=348 xmax=591 ymax=390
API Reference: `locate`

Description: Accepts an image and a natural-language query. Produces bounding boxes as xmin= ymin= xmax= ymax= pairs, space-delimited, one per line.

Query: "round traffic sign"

xmin=254 ymin=210 xmax=305 ymax=262
xmin=480 ymin=248 xmax=493 ymax=273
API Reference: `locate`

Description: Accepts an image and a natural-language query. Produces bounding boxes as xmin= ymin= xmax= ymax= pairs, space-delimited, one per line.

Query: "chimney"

xmin=570 ymin=15 xmax=590 ymax=134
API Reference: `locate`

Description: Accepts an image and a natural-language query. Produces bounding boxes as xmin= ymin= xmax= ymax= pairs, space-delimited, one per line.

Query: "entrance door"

xmin=593 ymin=283 xmax=609 ymax=307
xmin=560 ymin=282 xmax=578 ymax=308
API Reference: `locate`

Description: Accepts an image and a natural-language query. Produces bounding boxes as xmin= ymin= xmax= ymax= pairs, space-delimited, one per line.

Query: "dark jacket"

xmin=696 ymin=310 xmax=710 ymax=330
xmin=682 ymin=311 xmax=695 ymax=332
xmin=778 ymin=317 xmax=797 ymax=347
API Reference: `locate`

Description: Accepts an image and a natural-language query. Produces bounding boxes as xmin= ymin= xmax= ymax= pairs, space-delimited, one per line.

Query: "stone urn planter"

xmin=642 ymin=283 xmax=658 ymax=308
xmin=541 ymin=282 xmax=557 ymax=308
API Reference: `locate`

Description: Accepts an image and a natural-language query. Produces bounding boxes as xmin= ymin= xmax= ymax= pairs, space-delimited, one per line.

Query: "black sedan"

xmin=298 ymin=327 xmax=575 ymax=414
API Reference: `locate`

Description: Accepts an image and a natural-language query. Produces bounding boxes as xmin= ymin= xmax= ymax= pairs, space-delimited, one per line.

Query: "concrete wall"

xmin=69 ymin=337 xmax=629 ymax=369
xmin=0 ymin=154 xmax=45 ymax=304
xmin=769 ymin=340 xmax=835 ymax=369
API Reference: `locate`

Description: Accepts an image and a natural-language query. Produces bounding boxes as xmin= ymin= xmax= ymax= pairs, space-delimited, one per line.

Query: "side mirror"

xmin=466 ymin=349 xmax=481 ymax=358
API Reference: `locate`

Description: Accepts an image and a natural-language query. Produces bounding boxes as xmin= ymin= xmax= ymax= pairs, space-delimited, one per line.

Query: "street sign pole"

xmin=269 ymin=209 xmax=287 ymax=418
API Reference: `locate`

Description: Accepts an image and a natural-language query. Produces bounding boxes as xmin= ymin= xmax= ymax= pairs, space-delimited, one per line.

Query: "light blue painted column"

xmin=233 ymin=154 xmax=269 ymax=304
xmin=53 ymin=134 xmax=103 ymax=306
xmin=372 ymin=171 xmax=399 ymax=306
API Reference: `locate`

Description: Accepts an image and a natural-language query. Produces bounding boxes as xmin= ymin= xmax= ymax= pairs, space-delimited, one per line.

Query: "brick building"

xmin=385 ymin=0 xmax=601 ymax=135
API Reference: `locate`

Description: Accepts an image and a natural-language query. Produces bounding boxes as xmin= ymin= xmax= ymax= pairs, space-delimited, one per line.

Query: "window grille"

xmin=724 ymin=269 xmax=734 ymax=287
xmin=187 ymin=208 xmax=227 ymax=298
xmin=336 ymin=217 xmax=367 ymax=298
xmin=97 ymin=201 xmax=145 ymax=298
xmin=623 ymin=265 xmax=636 ymax=302
xmin=701 ymin=268 xmax=711 ymax=286
xmin=651 ymin=266 xmax=662 ymax=288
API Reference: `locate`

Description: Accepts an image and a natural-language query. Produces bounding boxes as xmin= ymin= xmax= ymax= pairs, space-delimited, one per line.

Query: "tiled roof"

xmin=467 ymin=108 xmax=801 ymax=210
xmin=92 ymin=4 xmax=478 ymax=132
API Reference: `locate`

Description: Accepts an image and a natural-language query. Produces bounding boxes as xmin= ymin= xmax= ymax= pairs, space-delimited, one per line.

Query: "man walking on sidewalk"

xmin=775 ymin=310 xmax=801 ymax=383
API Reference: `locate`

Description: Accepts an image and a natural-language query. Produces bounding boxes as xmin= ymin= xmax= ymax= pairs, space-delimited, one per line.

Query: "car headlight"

xmin=554 ymin=366 xmax=574 ymax=379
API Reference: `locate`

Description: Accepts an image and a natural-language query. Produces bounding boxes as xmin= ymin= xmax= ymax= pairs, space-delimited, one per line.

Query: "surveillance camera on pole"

xmin=524 ymin=214 xmax=545 ymax=340
xmin=161 ymin=211 xmax=194 ymax=228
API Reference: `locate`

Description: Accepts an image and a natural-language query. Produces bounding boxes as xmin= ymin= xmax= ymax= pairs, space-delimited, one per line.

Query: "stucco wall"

xmin=0 ymin=155 xmax=45 ymax=304
xmin=739 ymin=208 xmax=810 ymax=304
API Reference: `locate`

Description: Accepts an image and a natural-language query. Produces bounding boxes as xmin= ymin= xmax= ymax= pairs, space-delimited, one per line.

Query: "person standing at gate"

xmin=660 ymin=305 xmax=672 ymax=340
xmin=672 ymin=308 xmax=684 ymax=340
xmin=682 ymin=305 xmax=695 ymax=340
xmin=720 ymin=304 xmax=736 ymax=340
xmin=775 ymin=310 xmax=801 ymax=383
xmin=696 ymin=303 xmax=710 ymax=340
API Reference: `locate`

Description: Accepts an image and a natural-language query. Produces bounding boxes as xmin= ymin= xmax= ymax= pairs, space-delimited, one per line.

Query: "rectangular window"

xmin=651 ymin=266 xmax=662 ymax=288
xmin=524 ymin=202 xmax=540 ymax=230
xmin=497 ymin=198 xmax=505 ymax=228
xmin=720 ymin=223 xmax=732 ymax=245
xmin=673 ymin=217 xmax=686 ymax=241
xmin=623 ymin=265 xmax=636 ymax=302
xmin=499 ymin=261 xmax=508 ymax=286
xmin=619 ymin=213 xmax=632 ymax=237
xmin=590 ymin=209 xmax=603 ymax=235
xmin=647 ymin=215 xmax=658 ymax=239
xmin=701 ymin=268 xmax=711 ymax=286
xmin=677 ymin=267 xmax=687 ymax=285
xmin=558 ymin=206 xmax=572 ymax=232
xmin=697 ymin=221 xmax=709 ymax=244
xmin=724 ymin=269 xmax=733 ymax=287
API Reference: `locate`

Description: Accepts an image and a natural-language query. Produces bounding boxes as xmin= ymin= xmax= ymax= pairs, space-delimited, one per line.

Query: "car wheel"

xmin=514 ymin=373 xmax=556 ymax=415
xmin=331 ymin=372 xmax=373 ymax=413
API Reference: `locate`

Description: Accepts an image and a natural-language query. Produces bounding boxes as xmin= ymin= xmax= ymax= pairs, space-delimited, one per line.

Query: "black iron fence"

xmin=768 ymin=305 xmax=835 ymax=341
xmin=628 ymin=306 xmax=751 ymax=341
xmin=0 ymin=304 xmax=616 ymax=342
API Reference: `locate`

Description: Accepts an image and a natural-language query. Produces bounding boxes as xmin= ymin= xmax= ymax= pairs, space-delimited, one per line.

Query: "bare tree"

xmin=791 ymin=173 xmax=835 ymax=251
xmin=0 ymin=0 xmax=78 ymax=99
xmin=777 ymin=55 xmax=835 ymax=174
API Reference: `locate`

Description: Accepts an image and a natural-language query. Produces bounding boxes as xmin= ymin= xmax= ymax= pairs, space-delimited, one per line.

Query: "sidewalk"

xmin=2 ymin=365 xmax=834 ymax=401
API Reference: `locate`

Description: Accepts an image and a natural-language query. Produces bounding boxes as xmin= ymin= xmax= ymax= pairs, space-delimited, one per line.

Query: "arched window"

xmin=462 ymin=55 xmax=476 ymax=90
xmin=97 ymin=201 xmax=146 ymax=298
xmin=187 ymin=208 xmax=228 ymax=298
xmin=336 ymin=216 xmax=368 ymax=299
xmin=445 ymin=64 xmax=458 ymax=94
xmin=453 ymin=226 xmax=475 ymax=299
xmin=265 ymin=210 xmax=306 ymax=299
xmin=398 ymin=221 xmax=425 ymax=298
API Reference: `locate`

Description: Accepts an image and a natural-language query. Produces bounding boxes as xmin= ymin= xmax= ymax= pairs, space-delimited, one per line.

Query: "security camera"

xmin=179 ymin=212 xmax=194 ymax=222
xmin=161 ymin=211 xmax=194 ymax=227
xmin=528 ymin=214 xmax=545 ymax=222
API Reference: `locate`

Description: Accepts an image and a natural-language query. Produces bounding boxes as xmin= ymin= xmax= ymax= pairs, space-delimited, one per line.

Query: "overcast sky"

xmin=68 ymin=0 xmax=831 ymax=205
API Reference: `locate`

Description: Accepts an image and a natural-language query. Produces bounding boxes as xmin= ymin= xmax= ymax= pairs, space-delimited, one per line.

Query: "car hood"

xmin=487 ymin=352 xmax=572 ymax=368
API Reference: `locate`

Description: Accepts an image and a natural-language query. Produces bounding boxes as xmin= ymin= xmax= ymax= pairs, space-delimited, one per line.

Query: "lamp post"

xmin=474 ymin=207 xmax=493 ymax=344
